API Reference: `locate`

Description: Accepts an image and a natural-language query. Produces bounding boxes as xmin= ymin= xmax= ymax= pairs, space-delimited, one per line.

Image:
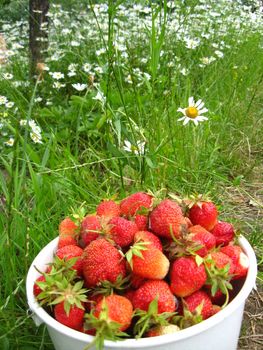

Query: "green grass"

xmin=0 ymin=0 xmax=263 ymax=349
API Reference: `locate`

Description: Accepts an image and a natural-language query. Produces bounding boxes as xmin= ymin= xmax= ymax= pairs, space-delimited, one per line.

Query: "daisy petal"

xmin=183 ymin=118 xmax=190 ymax=125
xmin=197 ymin=101 xmax=205 ymax=110
xmin=177 ymin=108 xmax=186 ymax=113
xmin=195 ymin=99 xmax=203 ymax=107
xmin=198 ymin=116 xmax=208 ymax=120
xmin=198 ymin=108 xmax=208 ymax=114
xmin=188 ymin=96 xmax=194 ymax=106
xmin=178 ymin=116 xmax=186 ymax=121
xmin=193 ymin=119 xmax=199 ymax=126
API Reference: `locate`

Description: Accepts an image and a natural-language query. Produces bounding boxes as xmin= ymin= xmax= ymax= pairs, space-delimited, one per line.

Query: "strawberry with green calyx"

xmin=80 ymin=215 xmax=103 ymax=247
xmin=34 ymin=262 xmax=77 ymax=305
xmin=204 ymin=252 xmax=235 ymax=308
xmin=133 ymin=296 xmax=176 ymax=339
xmin=164 ymin=226 xmax=205 ymax=260
xmin=83 ymin=238 xmax=126 ymax=288
xmin=120 ymin=192 xmax=153 ymax=218
xmin=58 ymin=204 xmax=87 ymax=248
xmin=146 ymin=324 xmax=180 ymax=337
xmin=132 ymin=280 xmax=177 ymax=314
xmin=96 ymin=199 xmax=121 ymax=220
xmin=183 ymin=290 xmax=213 ymax=321
xmin=170 ymin=256 xmax=207 ymax=297
xmin=36 ymin=268 xmax=88 ymax=308
xmin=187 ymin=196 xmax=218 ymax=231
xmin=83 ymin=295 xmax=132 ymax=350
xmin=92 ymin=274 xmax=131 ymax=297
xmin=109 ymin=216 xmax=138 ymax=248
xmin=134 ymin=230 xmax=163 ymax=251
xmin=54 ymin=301 xmax=85 ymax=330
xmin=149 ymin=199 xmax=187 ymax=239
xmin=56 ymin=244 xmax=84 ymax=276
xmin=173 ymin=291 xmax=212 ymax=329
xmin=125 ymin=241 xmax=170 ymax=280
xmin=220 ymin=245 xmax=249 ymax=280
xmin=33 ymin=275 xmax=47 ymax=297
xmin=211 ymin=221 xmax=235 ymax=247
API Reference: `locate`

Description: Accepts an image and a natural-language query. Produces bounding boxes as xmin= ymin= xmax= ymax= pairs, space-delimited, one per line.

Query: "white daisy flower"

xmin=123 ymin=140 xmax=145 ymax=155
xmin=5 ymin=101 xmax=14 ymax=108
xmin=0 ymin=96 xmax=8 ymax=105
xmin=177 ymin=97 xmax=209 ymax=126
xmin=92 ymin=90 xmax=106 ymax=105
xmin=3 ymin=73 xmax=13 ymax=80
xmin=72 ymin=83 xmax=87 ymax=91
xmin=53 ymin=82 xmax=66 ymax=89
xmin=30 ymin=131 xmax=42 ymax=144
xmin=82 ymin=63 xmax=92 ymax=73
xmin=50 ymin=72 xmax=64 ymax=80
xmin=4 ymin=137 xmax=14 ymax=147
xmin=185 ymin=38 xmax=200 ymax=49
xmin=214 ymin=50 xmax=224 ymax=58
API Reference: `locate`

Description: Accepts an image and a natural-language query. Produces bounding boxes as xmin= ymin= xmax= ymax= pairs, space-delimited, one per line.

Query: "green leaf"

xmin=145 ymin=156 xmax=156 ymax=169
xmin=195 ymin=255 xmax=204 ymax=267
xmin=148 ymin=297 xmax=158 ymax=315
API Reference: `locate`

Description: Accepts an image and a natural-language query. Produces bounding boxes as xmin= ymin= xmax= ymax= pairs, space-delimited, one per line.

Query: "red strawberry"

xmin=83 ymin=238 xmax=126 ymax=288
xmin=134 ymin=230 xmax=163 ymax=251
xmin=58 ymin=217 xmax=78 ymax=248
xmin=126 ymin=242 xmax=169 ymax=280
xmin=170 ymin=257 xmax=207 ymax=297
xmin=54 ymin=301 xmax=85 ymax=330
xmin=96 ymin=200 xmax=121 ymax=220
xmin=211 ymin=221 xmax=235 ymax=246
xmin=93 ymin=295 xmax=133 ymax=331
xmin=134 ymin=214 xmax=148 ymax=231
xmin=59 ymin=217 xmax=78 ymax=236
xmin=109 ymin=216 xmax=138 ymax=247
xmin=208 ymin=252 xmax=235 ymax=275
xmin=149 ymin=199 xmax=187 ymax=239
xmin=120 ymin=192 xmax=153 ymax=217
xmin=188 ymin=225 xmax=216 ymax=257
xmin=146 ymin=324 xmax=180 ymax=337
xmin=188 ymin=201 xmax=218 ymax=231
xmin=123 ymin=289 xmax=136 ymax=304
xmin=33 ymin=275 xmax=46 ymax=297
xmin=80 ymin=215 xmax=102 ymax=247
xmin=183 ymin=290 xmax=213 ymax=320
xmin=58 ymin=235 xmax=78 ymax=249
xmin=132 ymin=280 xmax=176 ymax=313
xmin=205 ymin=252 xmax=235 ymax=304
xmin=220 ymin=245 xmax=249 ymax=280
xmin=56 ymin=245 xmax=84 ymax=276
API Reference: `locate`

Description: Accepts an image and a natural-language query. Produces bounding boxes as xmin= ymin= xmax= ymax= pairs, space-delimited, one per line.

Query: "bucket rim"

xmin=26 ymin=235 xmax=257 ymax=348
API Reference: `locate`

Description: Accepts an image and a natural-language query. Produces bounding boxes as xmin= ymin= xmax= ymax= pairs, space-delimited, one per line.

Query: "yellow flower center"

xmin=186 ymin=106 xmax=199 ymax=119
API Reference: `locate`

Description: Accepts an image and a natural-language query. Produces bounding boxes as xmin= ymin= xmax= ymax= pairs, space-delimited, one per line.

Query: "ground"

xmin=221 ymin=175 xmax=263 ymax=349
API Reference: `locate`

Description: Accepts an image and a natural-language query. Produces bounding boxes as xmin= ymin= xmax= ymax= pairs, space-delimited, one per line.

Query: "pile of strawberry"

xmin=33 ymin=192 xmax=249 ymax=348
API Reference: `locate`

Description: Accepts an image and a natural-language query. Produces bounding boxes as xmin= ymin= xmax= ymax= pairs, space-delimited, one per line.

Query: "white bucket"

xmin=26 ymin=236 xmax=257 ymax=350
